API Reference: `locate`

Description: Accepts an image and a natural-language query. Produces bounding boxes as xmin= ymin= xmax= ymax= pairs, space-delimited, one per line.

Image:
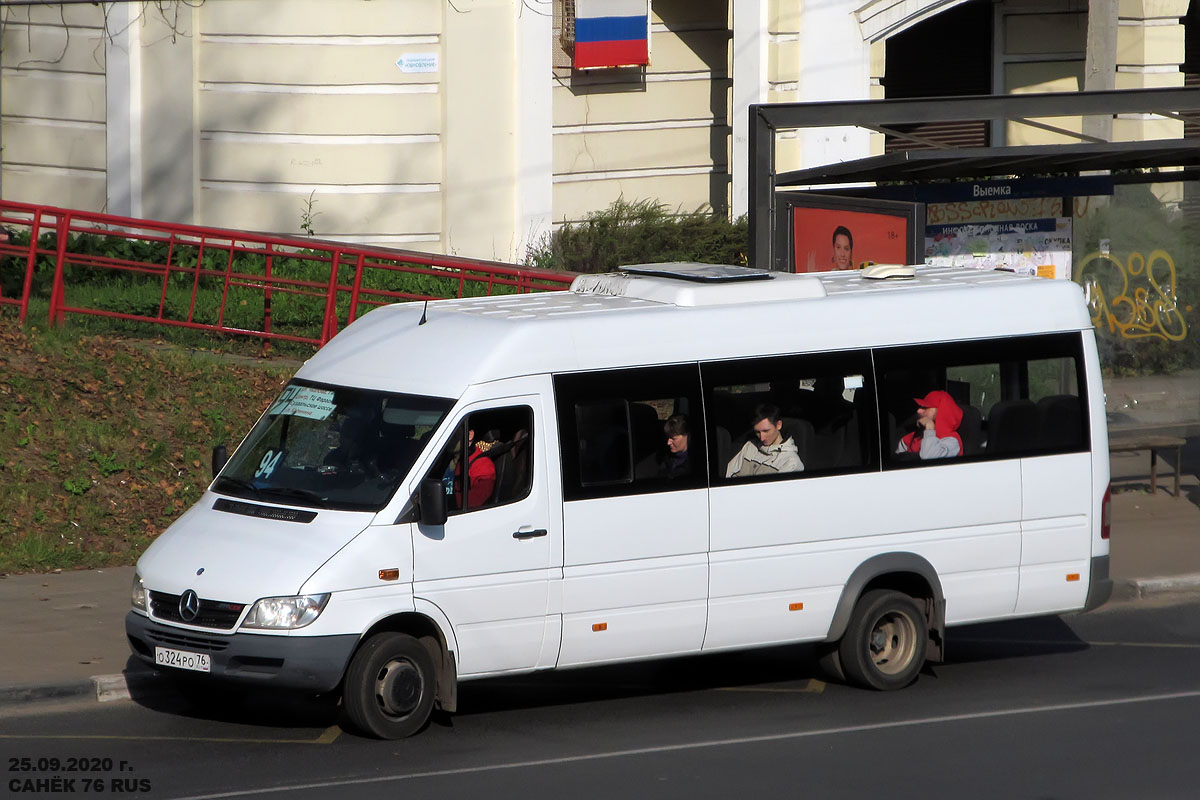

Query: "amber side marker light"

xmin=592 ymin=623 xmax=608 ymax=632
xmin=1066 ymin=573 xmax=1080 ymax=582
xmin=789 ymin=602 xmax=804 ymax=611
xmin=379 ymin=568 xmax=400 ymax=581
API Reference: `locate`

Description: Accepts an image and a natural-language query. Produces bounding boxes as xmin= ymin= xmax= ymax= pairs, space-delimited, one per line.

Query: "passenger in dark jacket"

xmin=636 ymin=414 xmax=692 ymax=479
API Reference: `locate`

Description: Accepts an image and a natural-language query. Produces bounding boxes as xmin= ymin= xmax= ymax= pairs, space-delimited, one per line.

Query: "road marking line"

xmin=716 ymin=679 xmax=825 ymax=694
xmin=313 ymin=726 xmax=341 ymax=744
xmin=1088 ymin=641 xmax=1200 ymax=649
xmin=0 ymin=732 xmax=336 ymax=745
xmin=164 ymin=688 xmax=1200 ymax=800
xmin=957 ymin=638 xmax=1200 ymax=650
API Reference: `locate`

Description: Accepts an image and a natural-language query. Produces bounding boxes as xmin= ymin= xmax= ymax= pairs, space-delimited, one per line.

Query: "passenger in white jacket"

xmin=726 ymin=404 xmax=805 ymax=478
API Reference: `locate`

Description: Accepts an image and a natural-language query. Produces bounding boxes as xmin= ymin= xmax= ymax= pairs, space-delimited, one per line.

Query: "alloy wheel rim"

xmin=868 ymin=611 xmax=917 ymax=675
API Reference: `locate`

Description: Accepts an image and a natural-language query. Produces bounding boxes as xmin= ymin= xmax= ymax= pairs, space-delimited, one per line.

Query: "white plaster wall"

xmin=196 ymin=0 xmax=447 ymax=248
xmin=797 ymin=0 xmax=872 ymax=172
xmin=0 ymin=3 xmax=107 ymax=209
xmin=551 ymin=0 xmax=731 ymax=226
xmin=732 ymin=0 xmax=768 ymax=219
xmin=517 ymin=1 xmax=554 ymax=261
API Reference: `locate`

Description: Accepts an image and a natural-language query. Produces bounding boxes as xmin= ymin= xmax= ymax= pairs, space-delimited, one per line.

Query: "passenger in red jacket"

xmin=897 ymin=390 xmax=963 ymax=459
xmin=455 ymin=429 xmax=498 ymax=508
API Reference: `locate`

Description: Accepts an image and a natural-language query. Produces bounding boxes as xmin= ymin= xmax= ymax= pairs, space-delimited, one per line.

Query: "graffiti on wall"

xmin=927 ymin=197 xmax=1063 ymax=225
xmin=1077 ymin=249 xmax=1189 ymax=342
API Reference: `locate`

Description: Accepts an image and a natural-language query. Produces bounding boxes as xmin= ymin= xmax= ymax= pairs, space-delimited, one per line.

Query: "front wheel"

xmin=838 ymin=589 xmax=927 ymax=691
xmin=343 ymin=632 xmax=437 ymax=739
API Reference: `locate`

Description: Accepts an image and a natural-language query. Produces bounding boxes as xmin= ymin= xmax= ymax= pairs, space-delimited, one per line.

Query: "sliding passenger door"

xmin=703 ymin=350 xmax=882 ymax=650
xmin=553 ymin=365 xmax=709 ymax=667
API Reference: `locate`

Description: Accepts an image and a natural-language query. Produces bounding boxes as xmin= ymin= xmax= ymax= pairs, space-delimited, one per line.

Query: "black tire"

xmin=343 ymin=632 xmax=437 ymax=739
xmin=837 ymin=589 xmax=927 ymax=691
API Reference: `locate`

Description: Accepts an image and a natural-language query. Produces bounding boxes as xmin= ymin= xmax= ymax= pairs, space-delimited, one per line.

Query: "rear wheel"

xmin=838 ymin=589 xmax=927 ymax=691
xmin=343 ymin=632 xmax=436 ymax=739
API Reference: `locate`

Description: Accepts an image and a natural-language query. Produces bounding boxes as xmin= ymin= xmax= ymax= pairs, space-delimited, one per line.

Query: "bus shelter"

xmin=748 ymin=88 xmax=1200 ymax=430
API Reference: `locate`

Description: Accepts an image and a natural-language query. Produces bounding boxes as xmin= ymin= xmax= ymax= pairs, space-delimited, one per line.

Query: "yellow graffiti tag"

xmin=1077 ymin=249 xmax=1188 ymax=342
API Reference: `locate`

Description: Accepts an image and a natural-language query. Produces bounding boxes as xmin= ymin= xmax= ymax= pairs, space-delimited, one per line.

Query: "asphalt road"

xmin=3 ymin=594 xmax=1199 ymax=800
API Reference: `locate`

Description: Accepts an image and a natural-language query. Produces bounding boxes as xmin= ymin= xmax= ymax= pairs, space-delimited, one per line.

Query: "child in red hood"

xmin=897 ymin=390 xmax=963 ymax=459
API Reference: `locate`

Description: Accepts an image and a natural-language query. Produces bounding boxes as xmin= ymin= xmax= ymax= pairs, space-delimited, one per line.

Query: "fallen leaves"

xmin=0 ymin=316 xmax=297 ymax=572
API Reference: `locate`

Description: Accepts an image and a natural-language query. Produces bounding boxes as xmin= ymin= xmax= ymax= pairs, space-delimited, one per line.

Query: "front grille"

xmin=146 ymin=628 xmax=230 ymax=652
xmin=149 ymin=591 xmax=245 ymax=630
xmin=213 ymin=498 xmax=316 ymax=523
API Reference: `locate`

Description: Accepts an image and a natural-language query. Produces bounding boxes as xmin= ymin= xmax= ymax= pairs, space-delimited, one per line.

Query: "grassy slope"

xmin=0 ymin=315 xmax=298 ymax=574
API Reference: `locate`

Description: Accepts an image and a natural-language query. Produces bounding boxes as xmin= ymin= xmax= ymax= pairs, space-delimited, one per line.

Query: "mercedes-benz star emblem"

xmin=179 ymin=590 xmax=200 ymax=622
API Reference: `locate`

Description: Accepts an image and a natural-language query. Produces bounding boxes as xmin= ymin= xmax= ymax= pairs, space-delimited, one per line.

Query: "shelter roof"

xmin=775 ymin=139 xmax=1200 ymax=187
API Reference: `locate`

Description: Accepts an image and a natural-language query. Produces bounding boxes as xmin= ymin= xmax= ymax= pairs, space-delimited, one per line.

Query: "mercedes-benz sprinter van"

xmin=127 ymin=263 xmax=1112 ymax=738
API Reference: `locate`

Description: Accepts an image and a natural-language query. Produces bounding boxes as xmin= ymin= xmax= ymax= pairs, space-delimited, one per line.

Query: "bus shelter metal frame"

xmin=749 ymin=87 xmax=1200 ymax=272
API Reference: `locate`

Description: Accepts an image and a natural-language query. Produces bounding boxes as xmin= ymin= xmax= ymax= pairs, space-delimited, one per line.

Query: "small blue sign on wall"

xmin=397 ymin=53 xmax=439 ymax=74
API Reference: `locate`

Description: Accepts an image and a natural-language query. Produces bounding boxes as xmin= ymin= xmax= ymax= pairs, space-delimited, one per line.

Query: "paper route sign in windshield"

xmin=268 ymin=386 xmax=337 ymax=420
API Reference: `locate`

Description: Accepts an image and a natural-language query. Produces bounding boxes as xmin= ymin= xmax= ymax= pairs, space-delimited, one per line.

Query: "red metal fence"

xmin=0 ymin=200 xmax=574 ymax=346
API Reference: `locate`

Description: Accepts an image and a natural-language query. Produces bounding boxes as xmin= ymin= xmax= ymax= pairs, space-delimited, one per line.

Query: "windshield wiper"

xmin=254 ymin=486 xmax=330 ymax=509
xmin=214 ymin=476 xmax=262 ymax=499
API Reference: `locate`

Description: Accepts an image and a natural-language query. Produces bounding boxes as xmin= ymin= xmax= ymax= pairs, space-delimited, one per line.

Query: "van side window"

xmin=555 ymin=365 xmax=706 ymax=501
xmin=423 ymin=406 xmax=534 ymax=514
xmin=702 ymin=351 xmax=878 ymax=482
xmin=876 ymin=332 xmax=1088 ymax=466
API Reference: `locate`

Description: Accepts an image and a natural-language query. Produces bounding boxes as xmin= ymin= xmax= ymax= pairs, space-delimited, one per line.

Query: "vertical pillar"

xmin=139 ymin=7 xmax=197 ymax=224
xmin=106 ymin=2 xmax=142 ymax=218
xmin=767 ymin=1 xmax=802 ymax=181
xmin=1085 ymin=0 xmax=1117 ymax=141
xmin=732 ymin=0 xmax=767 ymax=219
xmin=867 ymin=40 xmax=886 ymax=155
xmin=516 ymin=0 xmax=553 ymax=261
xmin=1113 ymin=0 xmax=1189 ymax=142
xmin=443 ymin=0 xmax=517 ymax=260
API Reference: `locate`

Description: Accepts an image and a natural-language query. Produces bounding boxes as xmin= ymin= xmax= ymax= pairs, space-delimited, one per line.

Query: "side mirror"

xmin=211 ymin=444 xmax=228 ymax=478
xmin=418 ymin=478 xmax=447 ymax=526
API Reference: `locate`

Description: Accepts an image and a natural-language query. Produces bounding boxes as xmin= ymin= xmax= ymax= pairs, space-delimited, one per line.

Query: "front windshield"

xmin=214 ymin=380 xmax=454 ymax=511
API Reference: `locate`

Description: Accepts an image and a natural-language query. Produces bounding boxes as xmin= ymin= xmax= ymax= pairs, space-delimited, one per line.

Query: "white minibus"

xmin=127 ymin=263 xmax=1112 ymax=738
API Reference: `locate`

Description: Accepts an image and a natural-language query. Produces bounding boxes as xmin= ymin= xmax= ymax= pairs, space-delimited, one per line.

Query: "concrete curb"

xmin=0 ymin=679 xmax=96 ymax=708
xmin=1114 ymin=573 xmax=1200 ymax=600
xmin=0 ymin=669 xmax=166 ymax=709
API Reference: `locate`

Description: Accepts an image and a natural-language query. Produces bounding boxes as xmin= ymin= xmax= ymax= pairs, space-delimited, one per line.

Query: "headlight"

xmin=240 ymin=594 xmax=330 ymax=630
xmin=131 ymin=572 xmax=147 ymax=612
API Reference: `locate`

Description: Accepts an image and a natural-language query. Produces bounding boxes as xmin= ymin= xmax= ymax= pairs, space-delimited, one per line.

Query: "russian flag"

xmin=573 ymin=0 xmax=649 ymax=70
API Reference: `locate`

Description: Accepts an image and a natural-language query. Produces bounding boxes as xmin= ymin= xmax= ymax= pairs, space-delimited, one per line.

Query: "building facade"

xmin=0 ymin=0 xmax=1194 ymax=262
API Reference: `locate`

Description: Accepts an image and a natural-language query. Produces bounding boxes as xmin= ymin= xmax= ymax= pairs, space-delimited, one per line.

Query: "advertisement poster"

xmin=792 ymin=206 xmax=911 ymax=273
xmin=924 ymin=217 xmax=1073 ymax=280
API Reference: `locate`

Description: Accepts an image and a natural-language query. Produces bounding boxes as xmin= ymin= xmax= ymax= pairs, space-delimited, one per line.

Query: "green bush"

xmin=525 ymin=198 xmax=748 ymax=273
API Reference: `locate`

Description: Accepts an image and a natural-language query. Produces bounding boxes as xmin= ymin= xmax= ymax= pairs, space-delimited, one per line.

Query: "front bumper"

xmin=125 ymin=611 xmax=358 ymax=693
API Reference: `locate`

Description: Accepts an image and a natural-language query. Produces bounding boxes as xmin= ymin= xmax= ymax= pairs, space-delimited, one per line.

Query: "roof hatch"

xmin=570 ymin=262 xmax=827 ymax=307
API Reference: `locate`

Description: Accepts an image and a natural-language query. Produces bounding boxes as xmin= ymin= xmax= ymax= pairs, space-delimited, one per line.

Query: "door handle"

xmin=512 ymin=528 xmax=548 ymax=540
